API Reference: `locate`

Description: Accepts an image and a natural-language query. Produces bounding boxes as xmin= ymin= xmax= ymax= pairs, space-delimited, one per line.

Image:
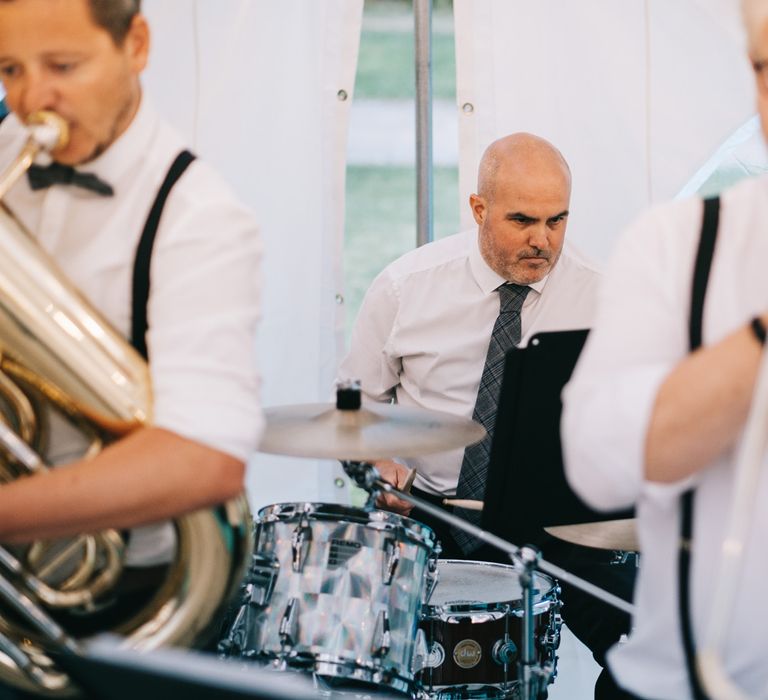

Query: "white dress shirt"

xmin=562 ymin=176 xmax=768 ymax=699
xmin=338 ymin=229 xmax=601 ymax=496
xmin=0 ymin=97 xmax=262 ymax=564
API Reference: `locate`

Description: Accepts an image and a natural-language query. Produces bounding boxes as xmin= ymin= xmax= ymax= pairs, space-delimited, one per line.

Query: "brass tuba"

xmin=0 ymin=112 xmax=253 ymax=696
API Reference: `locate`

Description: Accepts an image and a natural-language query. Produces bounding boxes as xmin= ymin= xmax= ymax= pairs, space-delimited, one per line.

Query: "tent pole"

xmin=414 ymin=0 xmax=434 ymax=247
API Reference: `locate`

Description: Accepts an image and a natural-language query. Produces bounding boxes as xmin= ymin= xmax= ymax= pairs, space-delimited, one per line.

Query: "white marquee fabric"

xmin=143 ymin=0 xmax=363 ymax=511
xmin=453 ymin=0 xmax=757 ymax=261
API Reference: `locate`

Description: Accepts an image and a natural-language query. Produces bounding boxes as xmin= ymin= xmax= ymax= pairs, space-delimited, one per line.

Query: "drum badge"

xmin=453 ymin=639 xmax=482 ymax=669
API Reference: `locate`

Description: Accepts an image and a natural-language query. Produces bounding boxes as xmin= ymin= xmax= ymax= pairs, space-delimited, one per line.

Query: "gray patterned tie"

xmin=451 ymin=283 xmax=530 ymax=553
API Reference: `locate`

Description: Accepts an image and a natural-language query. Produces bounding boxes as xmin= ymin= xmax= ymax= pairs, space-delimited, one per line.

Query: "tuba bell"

xmin=0 ymin=111 xmax=253 ymax=696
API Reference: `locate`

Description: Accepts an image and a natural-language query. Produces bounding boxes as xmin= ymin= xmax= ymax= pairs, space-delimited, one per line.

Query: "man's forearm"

xmin=0 ymin=427 xmax=245 ymax=543
xmin=645 ymin=320 xmax=765 ymax=483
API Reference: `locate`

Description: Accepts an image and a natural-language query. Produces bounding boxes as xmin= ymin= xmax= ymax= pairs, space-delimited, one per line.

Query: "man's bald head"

xmin=470 ymin=133 xmax=572 ymax=285
xmin=477 ymin=133 xmax=571 ymax=205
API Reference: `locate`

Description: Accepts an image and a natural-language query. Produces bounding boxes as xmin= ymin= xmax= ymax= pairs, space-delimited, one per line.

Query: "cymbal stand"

xmin=342 ymin=460 xmax=635 ymax=700
xmin=517 ymin=544 xmax=549 ymax=700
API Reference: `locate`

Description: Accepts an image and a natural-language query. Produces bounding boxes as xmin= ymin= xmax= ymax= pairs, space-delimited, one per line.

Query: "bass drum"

xmin=416 ymin=560 xmax=562 ymax=699
xmin=220 ymin=502 xmax=438 ymax=695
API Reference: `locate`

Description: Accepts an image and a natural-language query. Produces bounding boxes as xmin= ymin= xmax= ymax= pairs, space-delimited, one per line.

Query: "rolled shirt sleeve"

xmin=337 ymin=267 xmax=402 ymax=403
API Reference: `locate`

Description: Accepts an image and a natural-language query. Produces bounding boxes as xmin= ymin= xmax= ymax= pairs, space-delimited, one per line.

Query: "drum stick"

xmin=442 ymin=498 xmax=484 ymax=511
xmin=401 ymin=467 xmax=417 ymax=494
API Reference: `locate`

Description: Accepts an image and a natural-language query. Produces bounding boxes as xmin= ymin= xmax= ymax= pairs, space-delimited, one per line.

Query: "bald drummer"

xmin=337 ymin=132 xmax=634 ymax=700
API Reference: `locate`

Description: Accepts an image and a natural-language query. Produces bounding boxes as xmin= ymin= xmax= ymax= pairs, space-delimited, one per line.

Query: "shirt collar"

xmin=81 ymin=93 xmax=158 ymax=186
xmin=468 ymin=231 xmax=552 ymax=298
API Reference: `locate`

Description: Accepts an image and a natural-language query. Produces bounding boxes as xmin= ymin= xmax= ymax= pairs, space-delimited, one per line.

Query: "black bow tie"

xmin=27 ymin=162 xmax=114 ymax=197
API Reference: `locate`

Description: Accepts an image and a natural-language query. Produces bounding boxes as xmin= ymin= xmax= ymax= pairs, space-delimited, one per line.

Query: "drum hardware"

xmin=372 ymin=610 xmax=392 ymax=658
xmin=241 ymin=389 xmax=634 ymax=699
xmin=220 ymin=501 xmax=439 ymax=696
xmin=383 ymin=539 xmax=401 ymax=585
xmin=279 ymin=598 xmax=300 ymax=647
xmin=418 ymin=559 xmax=562 ymax=699
xmin=518 ymin=548 xmax=541 ymax=698
xmin=257 ymin=380 xmax=486 ymax=461
xmin=411 ymin=628 xmax=430 ymax=675
xmin=340 ymin=459 xmax=636 ymax=700
xmin=608 ymin=551 xmax=639 ymax=567
xmin=492 ymin=638 xmax=518 ymax=666
xmin=291 ymin=514 xmax=313 ymax=573
xmin=344 ymin=462 xmax=636 ymax=616
xmin=251 ymin=555 xmax=279 ymax=606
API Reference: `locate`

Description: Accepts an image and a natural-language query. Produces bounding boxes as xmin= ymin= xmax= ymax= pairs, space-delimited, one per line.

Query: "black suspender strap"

xmin=130 ymin=149 xmax=196 ymax=359
xmin=679 ymin=195 xmax=720 ymax=700
xmin=689 ymin=196 xmax=721 ymax=352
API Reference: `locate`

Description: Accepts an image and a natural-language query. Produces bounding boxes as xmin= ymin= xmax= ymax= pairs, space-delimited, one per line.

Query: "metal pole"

xmin=519 ymin=547 xmax=539 ymax=700
xmin=414 ymin=0 xmax=434 ymax=247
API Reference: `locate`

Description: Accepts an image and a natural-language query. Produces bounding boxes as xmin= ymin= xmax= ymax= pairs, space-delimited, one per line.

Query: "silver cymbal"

xmin=544 ymin=519 xmax=640 ymax=552
xmin=258 ymin=402 xmax=486 ymax=460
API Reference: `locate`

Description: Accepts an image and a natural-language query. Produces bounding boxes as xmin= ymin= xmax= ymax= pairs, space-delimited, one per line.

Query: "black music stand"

xmin=481 ymin=329 xmax=633 ymax=548
xmin=50 ymin=638 xmax=321 ymax=700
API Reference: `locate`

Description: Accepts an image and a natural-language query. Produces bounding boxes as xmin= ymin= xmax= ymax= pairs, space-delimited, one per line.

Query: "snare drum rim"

xmin=255 ymin=501 xmax=437 ymax=549
xmin=424 ymin=559 xmax=555 ymax=616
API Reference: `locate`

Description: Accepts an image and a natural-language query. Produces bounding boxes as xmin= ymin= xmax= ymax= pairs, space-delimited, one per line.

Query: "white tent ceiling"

xmin=454 ymin=0 xmax=757 ymax=260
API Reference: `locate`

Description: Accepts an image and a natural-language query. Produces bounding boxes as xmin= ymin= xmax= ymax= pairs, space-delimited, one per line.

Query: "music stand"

xmin=51 ymin=638 xmax=322 ymax=700
xmin=481 ymin=329 xmax=634 ymax=548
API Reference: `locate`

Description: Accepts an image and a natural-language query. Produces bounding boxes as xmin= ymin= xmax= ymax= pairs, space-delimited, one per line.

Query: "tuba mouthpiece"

xmin=26 ymin=110 xmax=69 ymax=152
xmin=0 ymin=111 xmax=70 ymax=201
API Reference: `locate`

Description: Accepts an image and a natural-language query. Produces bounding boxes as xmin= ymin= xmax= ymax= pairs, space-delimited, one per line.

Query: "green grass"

xmin=354 ymin=31 xmax=456 ymax=100
xmin=344 ymin=1 xmax=459 ymax=341
xmin=344 ymin=165 xmax=461 ymax=341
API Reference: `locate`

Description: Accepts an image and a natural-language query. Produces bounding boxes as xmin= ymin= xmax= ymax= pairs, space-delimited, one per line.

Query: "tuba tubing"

xmin=0 ymin=112 xmax=253 ymax=696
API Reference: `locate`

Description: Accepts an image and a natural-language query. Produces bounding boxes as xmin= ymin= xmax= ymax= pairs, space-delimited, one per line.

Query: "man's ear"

xmin=125 ymin=14 xmax=150 ymax=74
xmin=469 ymin=193 xmax=486 ymax=226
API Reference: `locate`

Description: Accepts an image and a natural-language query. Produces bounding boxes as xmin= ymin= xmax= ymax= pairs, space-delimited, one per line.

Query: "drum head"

xmin=426 ymin=559 xmax=553 ymax=613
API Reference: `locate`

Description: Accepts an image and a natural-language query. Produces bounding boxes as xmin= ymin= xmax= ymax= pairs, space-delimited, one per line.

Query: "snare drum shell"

xmin=243 ymin=503 xmax=437 ymax=688
xmin=417 ymin=560 xmax=556 ymax=693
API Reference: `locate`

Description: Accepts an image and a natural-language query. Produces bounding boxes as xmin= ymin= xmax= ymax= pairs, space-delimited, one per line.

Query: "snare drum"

xmin=221 ymin=502 xmax=437 ymax=695
xmin=416 ymin=560 xmax=561 ymax=699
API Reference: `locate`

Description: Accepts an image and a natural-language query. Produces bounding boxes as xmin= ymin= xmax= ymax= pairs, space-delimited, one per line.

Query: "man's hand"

xmin=374 ymin=460 xmax=415 ymax=516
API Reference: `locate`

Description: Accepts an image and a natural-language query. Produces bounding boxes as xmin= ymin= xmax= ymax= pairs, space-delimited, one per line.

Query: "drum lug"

xmin=424 ymin=555 xmax=440 ymax=603
xmin=541 ymin=587 xmax=564 ymax=651
xmin=250 ymin=556 xmax=279 ymax=606
xmin=382 ymin=539 xmax=400 ymax=585
xmin=371 ymin=609 xmax=391 ymax=658
xmin=542 ymin=609 xmax=563 ymax=651
xmin=492 ymin=637 xmax=518 ymax=665
xmin=279 ymin=597 xmax=300 ymax=646
xmin=410 ymin=627 xmax=429 ymax=673
xmin=291 ymin=523 xmax=312 ymax=573
xmin=218 ymin=601 xmax=249 ymax=657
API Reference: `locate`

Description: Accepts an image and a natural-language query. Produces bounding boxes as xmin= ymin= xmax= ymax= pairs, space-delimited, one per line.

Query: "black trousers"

xmin=410 ymin=487 xmax=638 ymax=700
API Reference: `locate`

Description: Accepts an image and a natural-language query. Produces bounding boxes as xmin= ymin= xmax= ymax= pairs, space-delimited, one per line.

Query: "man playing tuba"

xmin=0 ymin=0 xmax=261 ymax=649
